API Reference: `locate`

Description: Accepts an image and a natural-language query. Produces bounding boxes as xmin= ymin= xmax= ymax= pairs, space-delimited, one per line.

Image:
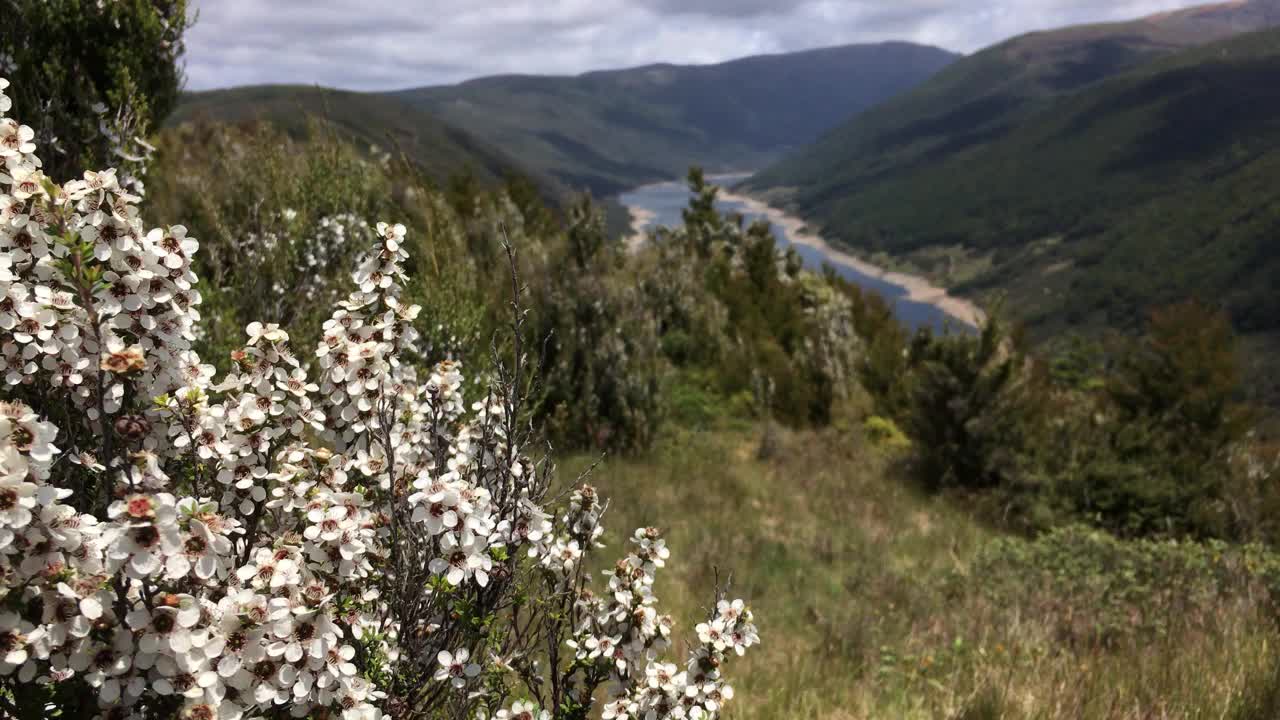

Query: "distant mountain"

xmin=171 ymin=85 xmax=559 ymax=192
xmin=747 ymin=0 xmax=1280 ymax=210
xmin=746 ymin=15 xmax=1280 ymax=399
xmin=390 ymin=42 xmax=958 ymax=196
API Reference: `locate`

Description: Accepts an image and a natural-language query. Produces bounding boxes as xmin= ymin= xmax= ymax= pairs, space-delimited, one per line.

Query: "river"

xmin=618 ymin=173 xmax=981 ymax=334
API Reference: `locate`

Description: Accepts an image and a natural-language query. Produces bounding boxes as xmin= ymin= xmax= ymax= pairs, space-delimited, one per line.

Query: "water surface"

xmin=619 ymin=174 xmax=969 ymax=334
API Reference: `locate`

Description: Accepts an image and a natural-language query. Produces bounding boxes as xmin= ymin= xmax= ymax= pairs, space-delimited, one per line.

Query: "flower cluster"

xmin=0 ymin=76 xmax=756 ymax=720
xmin=580 ymin=529 xmax=759 ymax=720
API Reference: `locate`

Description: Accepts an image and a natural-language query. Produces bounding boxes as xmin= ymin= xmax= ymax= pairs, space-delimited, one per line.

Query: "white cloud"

xmin=183 ymin=0 xmax=1214 ymax=91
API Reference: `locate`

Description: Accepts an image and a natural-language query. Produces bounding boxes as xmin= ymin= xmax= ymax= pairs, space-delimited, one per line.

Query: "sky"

xmin=184 ymin=0 xmax=1215 ymax=91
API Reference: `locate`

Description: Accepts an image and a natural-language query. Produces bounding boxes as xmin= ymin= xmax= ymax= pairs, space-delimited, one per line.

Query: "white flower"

xmin=166 ymin=518 xmax=232 ymax=581
xmin=245 ymin=320 xmax=287 ymax=346
xmin=495 ymin=699 xmax=549 ymax=720
xmin=429 ymin=531 xmax=492 ymax=587
xmin=0 ymin=611 xmax=35 ymax=674
xmin=0 ymin=73 xmax=758 ymax=720
xmin=148 ymin=225 xmax=198 ymax=269
xmin=0 ymin=471 xmax=37 ymax=529
xmin=433 ymin=648 xmax=480 ymax=689
xmin=0 ymin=119 xmax=35 ymax=158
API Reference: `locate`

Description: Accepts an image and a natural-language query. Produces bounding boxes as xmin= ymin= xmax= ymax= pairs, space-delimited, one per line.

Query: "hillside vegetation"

xmin=172 ymin=84 xmax=559 ymax=191
xmin=746 ymin=0 xmax=1280 ymax=210
xmin=758 ymin=27 xmax=1280 ymax=330
xmin=10 ymin=4 xmax=1280 ymax=716
xmin=394 ymin=42 xmax=957 ymax=195
xmin=746 ymin=2 xmax=1280 ymax=401
xmin=573 ymin=421 xmax=1280 ymax=720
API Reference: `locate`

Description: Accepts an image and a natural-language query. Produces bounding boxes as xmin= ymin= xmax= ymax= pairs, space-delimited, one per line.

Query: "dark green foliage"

xmin=873 ymin=296 xmax=1275 ymax=542
xmin=531 ymin=197 xmax=663 ymax=453
xmin=1108 ymin=301 xmax=1251 ymax=455
xmin=1045 ymin=335 xmax=1107 ymax=392
xmin=903 ymin=314 xmax=1035 ymax=492
xmin=0 ymin=0 xmax=189 ymax=180
xmin=1045 ymin=302 xmax=1254 ymax=539
xmin=393 ymin=43 xmax=956 ymax=195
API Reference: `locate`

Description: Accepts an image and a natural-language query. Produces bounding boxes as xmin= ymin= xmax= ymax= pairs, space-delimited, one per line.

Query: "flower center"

xmin=126 ymin=497 xmax=153 ymax=518
xmin=152 ymin=613 xmax=175 ymax=634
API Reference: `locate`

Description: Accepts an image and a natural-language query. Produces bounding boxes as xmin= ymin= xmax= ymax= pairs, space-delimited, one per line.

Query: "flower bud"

xmin=113 ymin=414 xmax=151 ymax=441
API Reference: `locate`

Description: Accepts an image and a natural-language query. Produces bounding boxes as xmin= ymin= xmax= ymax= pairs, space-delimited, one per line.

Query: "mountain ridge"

xmin=747 ymin=0 xmax=1280 ymax=209
xmin=169 ymin=84 xmax=561 ymax=193
xmin=390 ymin=41 xmax=958 ymax=195
xmin=744 ymin=20 xmax=1280 ymax=400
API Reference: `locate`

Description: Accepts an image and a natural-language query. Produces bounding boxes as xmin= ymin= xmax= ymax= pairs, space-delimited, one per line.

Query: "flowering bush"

xmin=152 ymin=123 xmax=508 ymax=389
xmin=0 ymin=76 xmax=757 ymax=719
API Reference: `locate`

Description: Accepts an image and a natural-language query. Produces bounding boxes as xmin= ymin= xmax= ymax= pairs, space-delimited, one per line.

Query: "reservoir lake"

xmin=619 ymin=174 xmax=972 ymax=334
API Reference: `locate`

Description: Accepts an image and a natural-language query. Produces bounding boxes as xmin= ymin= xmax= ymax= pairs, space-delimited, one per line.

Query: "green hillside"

xmin=392 ymin=42 xmax=957 ymax=195
xmin=745 ymin=3 xmax=1280 ymax=403
xmin=171 ymin=84 xmax=560 ymax=191
xmin=747 ymin=0 xmax=1280 ymax=209
xmin=747 ymin=26 xmax=1280 ymax=338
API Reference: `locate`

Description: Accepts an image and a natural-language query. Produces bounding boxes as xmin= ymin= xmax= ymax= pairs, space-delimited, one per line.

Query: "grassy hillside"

xmin=567 ymin=418 xmax=1280 ymax=720
xmin=171 ymin=84 xmax=561 ymax=192
xmin=392 ymin=43 xmax=957 ymax=196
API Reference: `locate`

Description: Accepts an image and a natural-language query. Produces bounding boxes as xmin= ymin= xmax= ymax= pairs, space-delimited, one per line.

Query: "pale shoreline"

xmin=716 ymin=189 xmax=987 ymax=328
xmin=623 ymin=178 xmax=986 ymax=328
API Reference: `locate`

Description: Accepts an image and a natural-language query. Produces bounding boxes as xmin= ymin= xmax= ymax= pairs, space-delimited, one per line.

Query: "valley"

xmin=621 ymin=173 xmax=984 ymax=331
xmin=9 ymin=1 xmax=1280 ymax=718
xmin=741 ymin=2 xmax=1280 ymax=399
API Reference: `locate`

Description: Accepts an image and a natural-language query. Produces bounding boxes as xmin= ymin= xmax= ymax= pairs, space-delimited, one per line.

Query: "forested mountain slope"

xmin=393 ymin=42 xmax=957 ymax=195
xmin=744 ymin=3 xmax=1280 ymax=400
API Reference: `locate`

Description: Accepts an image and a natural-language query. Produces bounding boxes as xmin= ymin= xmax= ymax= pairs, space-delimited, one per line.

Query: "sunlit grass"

xmin=561 ymin=418 xmax=1280 ymax=720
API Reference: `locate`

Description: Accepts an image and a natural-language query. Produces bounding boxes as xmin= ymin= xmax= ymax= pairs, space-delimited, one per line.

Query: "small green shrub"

xmin=967 ymin=525 xmax=1280 ymax=649
xmin=864 ymin=415 xmax=911 ymax=451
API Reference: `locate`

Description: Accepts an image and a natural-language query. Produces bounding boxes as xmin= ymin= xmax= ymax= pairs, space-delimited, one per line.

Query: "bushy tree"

xmin=532 ymin=197 xmax=663 ymax=453
xmin=0 ymin=75 xmax=758 ymax=719
xmin=1050 ymin=301 xmax=1256 ymax=538
xmin=903 ymin=315 xmax=1037 ymax=492
xmin=1108 ymin=300 xmax=1251 ymax=458
xmin=646 ymin=169 xmax=858 ymax=427
xmin=0 ymin=0 xmax=190 ymax=188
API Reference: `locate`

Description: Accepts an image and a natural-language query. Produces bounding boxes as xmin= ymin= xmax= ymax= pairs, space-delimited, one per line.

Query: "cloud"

xmin=183 ymin=0 xmax=1213 ymax=91
xmin=631 ymin=0 xmax=813 ymax=19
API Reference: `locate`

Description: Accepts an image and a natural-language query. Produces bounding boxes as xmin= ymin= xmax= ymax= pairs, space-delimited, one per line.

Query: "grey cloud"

xmin=630 ymin=0 xmax=813 ymax=19
xmin=184 ymin=0 xmax=1212 ymax=91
